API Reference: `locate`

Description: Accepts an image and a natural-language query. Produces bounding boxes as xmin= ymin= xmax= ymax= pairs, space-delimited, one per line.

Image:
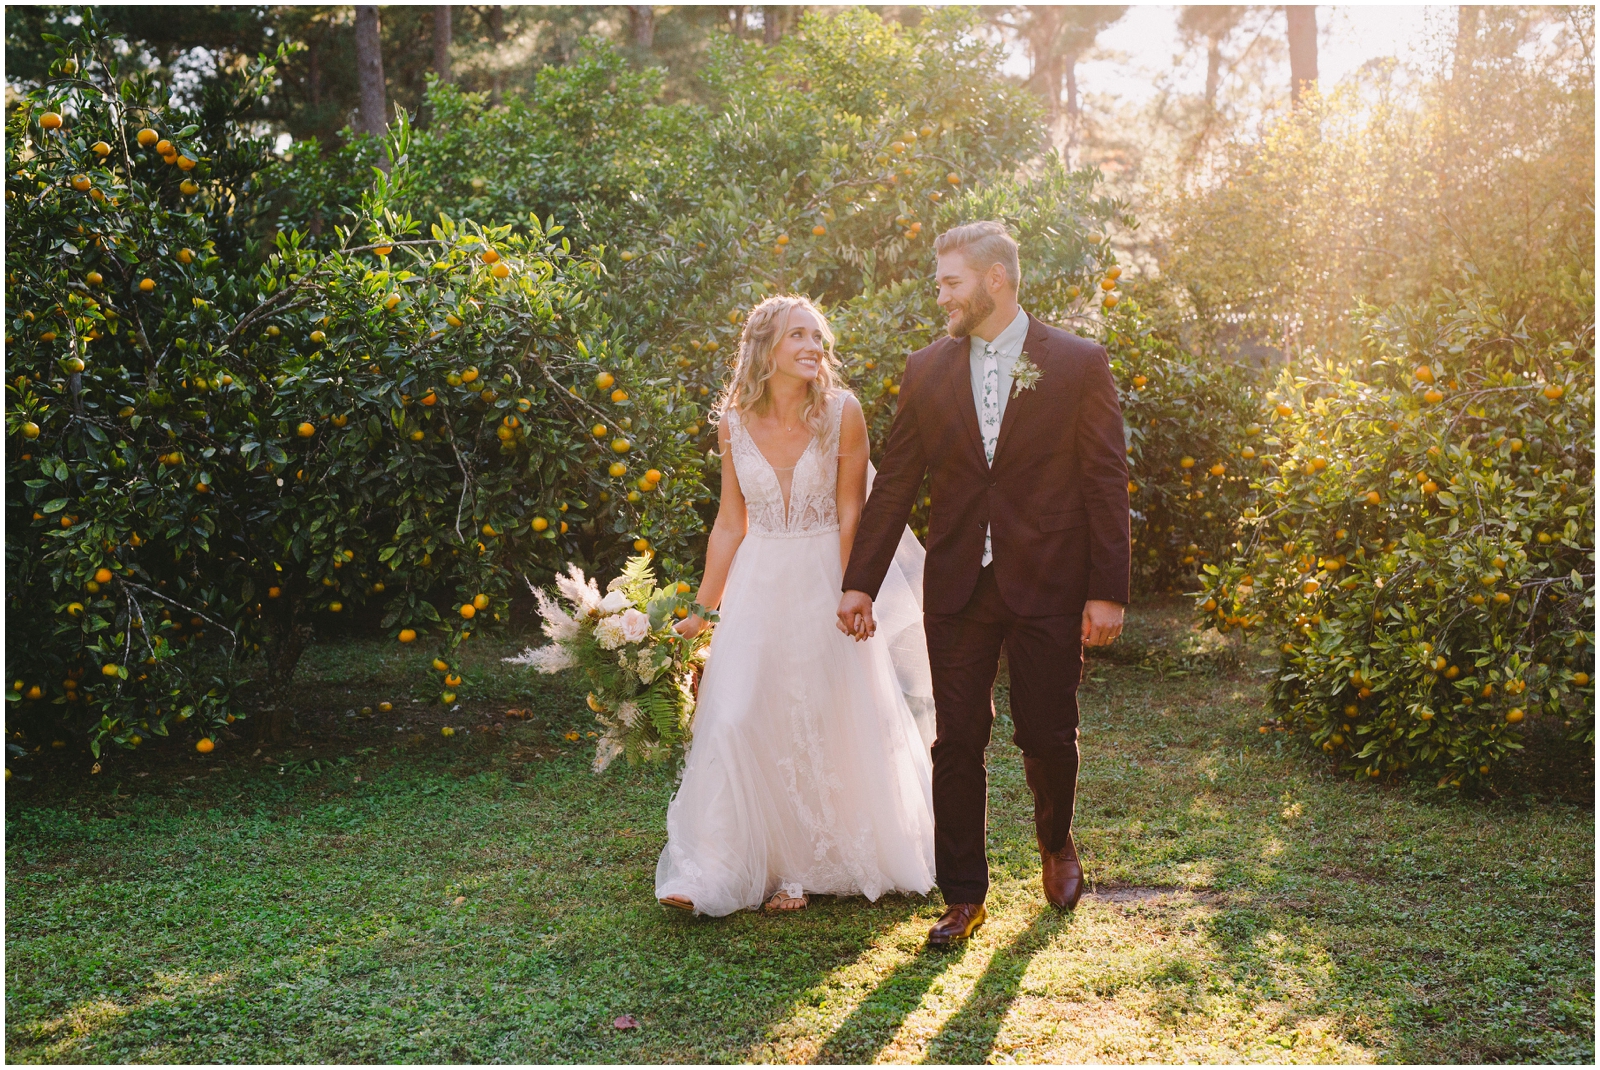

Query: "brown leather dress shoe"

xmin=927 ymin=902 xmax=987 ymax=946
xmin=1041 ymin=837 xmax=1085 ymax=911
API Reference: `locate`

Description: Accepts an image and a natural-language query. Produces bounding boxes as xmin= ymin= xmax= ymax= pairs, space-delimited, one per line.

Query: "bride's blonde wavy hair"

xmin=716 ymin=294 xmax=841 ymax=436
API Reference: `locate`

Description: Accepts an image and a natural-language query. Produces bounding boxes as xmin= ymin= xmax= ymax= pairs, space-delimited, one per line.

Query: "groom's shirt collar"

xmin=969 ymin=306 xmax=1030 ymax=361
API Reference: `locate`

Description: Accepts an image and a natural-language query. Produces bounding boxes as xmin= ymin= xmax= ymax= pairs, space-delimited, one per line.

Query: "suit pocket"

xmin=1038 ymin=508 xmax=1089 ymax=533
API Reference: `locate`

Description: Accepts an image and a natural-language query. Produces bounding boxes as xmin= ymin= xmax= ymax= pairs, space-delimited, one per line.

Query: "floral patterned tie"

xmin=980 ymin=343 xmax=1001 ymax=566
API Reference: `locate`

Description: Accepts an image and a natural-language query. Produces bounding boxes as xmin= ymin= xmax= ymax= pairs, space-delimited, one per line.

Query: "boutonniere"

xmin=1011 ymin=352 xmax=1043 ymax=391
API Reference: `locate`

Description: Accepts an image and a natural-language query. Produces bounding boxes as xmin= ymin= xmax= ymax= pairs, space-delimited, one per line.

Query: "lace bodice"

xmin=726 ymin=391 xmax=846 ymax=537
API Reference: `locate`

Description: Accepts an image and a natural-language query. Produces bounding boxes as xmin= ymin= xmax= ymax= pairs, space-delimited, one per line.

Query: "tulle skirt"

xmin=655 ymin=530 xmax=936 ymax=917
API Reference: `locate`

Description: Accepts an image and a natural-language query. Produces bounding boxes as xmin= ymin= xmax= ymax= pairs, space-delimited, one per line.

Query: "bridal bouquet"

xmin=508 ymin=555 xmax=712 ymax=773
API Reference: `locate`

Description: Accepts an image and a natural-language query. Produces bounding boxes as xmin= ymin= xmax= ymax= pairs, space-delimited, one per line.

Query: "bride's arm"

xmin=835 ymin=395 xmax=870 ymax=573
xmin=676 ymin=419 xmax=746 ymax=638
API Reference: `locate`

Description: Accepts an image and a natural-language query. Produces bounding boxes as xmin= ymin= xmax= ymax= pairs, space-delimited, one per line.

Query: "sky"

xmin=1002 ymin=4 xmax=1455 ymax=102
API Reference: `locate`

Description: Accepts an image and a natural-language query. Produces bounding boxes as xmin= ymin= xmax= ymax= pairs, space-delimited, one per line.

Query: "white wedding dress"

xmin=655 ymin=390 xmax=937 ymax=916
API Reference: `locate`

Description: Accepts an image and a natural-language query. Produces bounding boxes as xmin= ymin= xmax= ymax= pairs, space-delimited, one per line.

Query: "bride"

xmin=656 ymin=294 xmax=936 ymax=916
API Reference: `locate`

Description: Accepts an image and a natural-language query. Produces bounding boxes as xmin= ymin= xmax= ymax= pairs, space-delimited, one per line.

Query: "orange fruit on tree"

xmin=177 ymin=247 xmax=194 ymax=264
xmin=812 ymin=225 xmax=826 ymax=236
xmin=179 ymin=179 xmax=199 ymax=195
xmin=612 ymin=438 xmax=631 ymax=454
xmin=611 ymin=389 xmax=628 ymax=403
xmin=94 ymin=567 xmax=112 ymax=583
xmin=609 ymin=461 xmax=627 ymax=478
xmin=177 ymin=155 xmax=196 ymax=171
xmin=531 ymin=516 xmax=549 ymax=532
xmin=86 ymin=271 xmax=102 ymax=286
xmin=398 ymin=628 xmax=417 ymax=643
xmin=459 ymin=604 xmax=476 ymax=620
xmin=1543 ymin=383 xmax=1564 ymax=400
xmin=634 ymin=538 xmax=651 ymax=553
xmin=139 ymin=278 xmax=155 ymax=293
xmin=472 ymin=593 xmax=490 ymax=610
xmin=155 ymin=139 xmax=173 ymax=155
xmin=481 ymin=249 xmax=500 ymax=264
xmin=1365 ymin=491 xmax=1381 ymax=505
xmin=1414 ymin=365 xmax=1434 ymax=383
xmin=1209 ymin=463 xmax=1225 ymax=477
xmin=40 ymin=111 xmax=63 ymax=130
xmin=71 ymin=174 xmax=91 ymax=191
xmin=297 ymin=421 xmax=315 ymax=437
xmin=491 ymin=263 xmax=510 ymax=279
xmin=101 ymin=663 xmax=119 ymax=677
xmin=136 ymin=127 xmax=159 ymax=146
xmin=1506 ymin=708 xmax=1525 ymax=724
xmin=1131 ymin=375 xmax=1147 ymax=388
xmin=196 ymin=738 xmax=215 ymax=754
xmin=445 ymin=673 xmax=462 ymax=687
xmin=21 ymin=421 xmax=40 ymax=439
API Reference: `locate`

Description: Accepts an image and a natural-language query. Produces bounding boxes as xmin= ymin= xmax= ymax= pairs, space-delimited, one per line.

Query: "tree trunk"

xmin=487 ymin=4 xmax=505 ymax=105
xmin=308 ymin=40 xmax=322 ymax=106
xmin=630 ymin=5 xmax=655 ymax=50
xmin=354 ymin=5 xmax=388 ymax=135
xmin=763 ymin=5 xmax=791 ymax=45
xmin=1453 ymin=5 xmax=1479 ymax=71
xmin=434 ymin=5 xmax=454 ymax=82
xmin=1062 ymin=51 xmax=1080 ymax=165
xmin=255 ymin=600 xmax=314 ymax=744
xmin=729 ymin=6 xmax=747 ymax=37
xmin=1204 ymin=40 xmax=1222 ymax=104
xmin=1286 ymin=5 xmax=1318 ymax=105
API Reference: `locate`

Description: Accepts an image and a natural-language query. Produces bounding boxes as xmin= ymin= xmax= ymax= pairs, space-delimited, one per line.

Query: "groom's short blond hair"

xmin=935 ymin=221 xmax=1020 ymax=290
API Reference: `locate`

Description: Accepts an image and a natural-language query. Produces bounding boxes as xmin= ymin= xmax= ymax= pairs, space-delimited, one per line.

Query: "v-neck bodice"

xmin=725 ymin=392 xmax=846 ymax=537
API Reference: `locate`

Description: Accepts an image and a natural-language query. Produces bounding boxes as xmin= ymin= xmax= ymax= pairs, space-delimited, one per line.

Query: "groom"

xmin=839 ymin=221 xmax=1130 ymax=946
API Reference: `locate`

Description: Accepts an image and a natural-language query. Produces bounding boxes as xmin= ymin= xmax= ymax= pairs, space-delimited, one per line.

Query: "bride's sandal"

xmin=764 ymin=889 xmax=809 ymax=912
xmin=659 ymin=895 xmax=694 ymax=912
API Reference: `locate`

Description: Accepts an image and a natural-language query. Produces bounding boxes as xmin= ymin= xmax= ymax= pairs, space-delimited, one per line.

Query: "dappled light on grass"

xmin=21 ymin=967 xmax=240 ymax=1063
xmin=5 ymin=604 xmax=1591 ymax=1062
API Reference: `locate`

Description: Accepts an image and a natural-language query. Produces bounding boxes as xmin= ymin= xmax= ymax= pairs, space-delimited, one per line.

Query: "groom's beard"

xmin=945 ymin=287 xmax=996 ymax=339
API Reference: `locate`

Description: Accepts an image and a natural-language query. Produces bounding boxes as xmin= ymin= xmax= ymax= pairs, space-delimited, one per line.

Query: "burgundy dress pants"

xmin=923 ymin=563 xmax=1084 ymax=905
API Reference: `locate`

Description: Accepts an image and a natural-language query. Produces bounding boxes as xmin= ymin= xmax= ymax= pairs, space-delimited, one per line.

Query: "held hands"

xmin=1081 ymin=599 xmax=1125 ymax=647
xmin=836 ymin=590 xmax=876 ymax=642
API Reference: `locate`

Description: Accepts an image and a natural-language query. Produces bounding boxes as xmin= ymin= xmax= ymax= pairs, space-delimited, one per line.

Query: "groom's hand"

xmin=1081 ymin=599 xmax=1125 ymax=647
xmin=837 ymin=590 xmax=876 ymax=641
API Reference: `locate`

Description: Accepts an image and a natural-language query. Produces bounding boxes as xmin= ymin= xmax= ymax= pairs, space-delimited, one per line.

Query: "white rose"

xmin=598 ymin=590 xmax=630 ymax=615
xmin=619 ymin=607 xmax=651 ymax=644
xmin=595 ymin=615 xmax=628 ymax=650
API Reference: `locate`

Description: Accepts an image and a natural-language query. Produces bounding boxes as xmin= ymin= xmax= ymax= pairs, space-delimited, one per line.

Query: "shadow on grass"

xmin=922 ymin=907 xmax=1071 ymax=1063
xmin=810 ymin=932 xmax=970 ymax=1063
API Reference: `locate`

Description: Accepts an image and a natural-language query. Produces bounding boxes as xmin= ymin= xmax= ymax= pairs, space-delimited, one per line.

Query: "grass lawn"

xmin=5 ymin=601 xmax=1593 ymax=1063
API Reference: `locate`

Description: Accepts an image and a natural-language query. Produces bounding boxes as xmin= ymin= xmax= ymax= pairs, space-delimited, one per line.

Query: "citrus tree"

xmin=5 ymin=16 xmax=703 ymax=761
xmin=1197 ymin=284 xmax=1595 ymax=787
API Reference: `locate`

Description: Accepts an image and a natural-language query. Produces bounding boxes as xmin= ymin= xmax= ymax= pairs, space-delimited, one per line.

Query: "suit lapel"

xmin=991 ymin=313 xmax=1050 ymax=466
xmin=941 ymin=334 xmax=985 ymax=465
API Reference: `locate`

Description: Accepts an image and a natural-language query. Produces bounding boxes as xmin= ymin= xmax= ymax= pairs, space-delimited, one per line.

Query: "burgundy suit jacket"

xmin=843 ymin=313 xmax=1131 ymax=617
